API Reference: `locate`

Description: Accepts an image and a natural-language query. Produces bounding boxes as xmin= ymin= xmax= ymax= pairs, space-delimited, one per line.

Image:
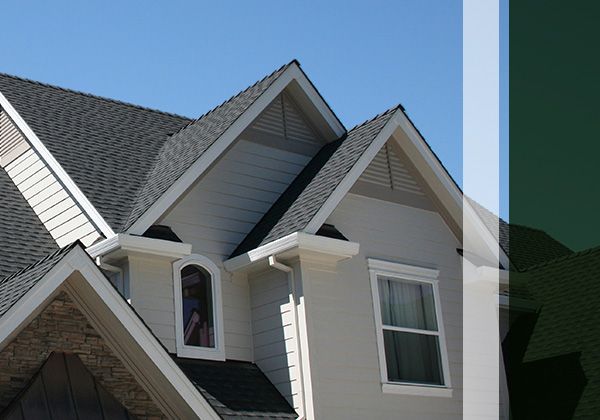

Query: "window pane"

xmin=181 ymin=265 xmax=214 ymax=348
xmin=378 ymin=276 xmax=437 ymax=331
xmin=383 ymin=330 xmax=443 ymax=385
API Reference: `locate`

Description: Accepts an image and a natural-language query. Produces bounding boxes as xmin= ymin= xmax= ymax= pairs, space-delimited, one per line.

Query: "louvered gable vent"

xmin=251 ymin=93 xmax=322 ymax=150
xmin=359 ymin=142 xmax=425 ymax=196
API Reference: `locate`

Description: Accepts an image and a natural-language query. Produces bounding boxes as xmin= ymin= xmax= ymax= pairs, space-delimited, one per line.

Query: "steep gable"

xmin=0 ymin=292 xmax=163 ymax=418
xmin=124 ymin=62 xmax=298 ymax=232
xmin=351 ymin=140 xmax=435 ymax=211
xmin=231 ymin=106 xmax=400 ymax=257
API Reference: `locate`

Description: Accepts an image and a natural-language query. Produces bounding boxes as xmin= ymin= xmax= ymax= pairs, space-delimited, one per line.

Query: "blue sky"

xmin=1 ymin=0 xmax=470 ymax=213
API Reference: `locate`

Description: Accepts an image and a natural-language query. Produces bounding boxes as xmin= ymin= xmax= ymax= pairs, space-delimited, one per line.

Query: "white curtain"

xmin=378 ymin=277 xmax=443 ymax=385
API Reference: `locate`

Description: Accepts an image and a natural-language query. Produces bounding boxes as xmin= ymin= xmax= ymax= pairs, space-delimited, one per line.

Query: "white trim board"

xmin=0 ymin=91 xmax=115 ymax=240
xmin=127 ymin=62 xmax=346 ymax=236
xmin=302 ymin=108 xmax=509 ymax=270
xmin=0 ymin=245 xmax=220 ymax=420
xmin=368 ymin=258 xmax=453 ymax=397
xmin=172 ymin=254 xmax=226 ymax=361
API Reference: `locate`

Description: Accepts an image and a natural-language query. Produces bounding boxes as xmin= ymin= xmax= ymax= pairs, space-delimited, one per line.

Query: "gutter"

xmin=224 ymin=232 xmax=359 ymax=273
xmin=86 ymin=233 xmax=192 ymax=262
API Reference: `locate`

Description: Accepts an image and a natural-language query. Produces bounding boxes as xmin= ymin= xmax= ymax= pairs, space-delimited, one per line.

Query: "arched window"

xmin=173 ymin=255 xmax=225 ymax=360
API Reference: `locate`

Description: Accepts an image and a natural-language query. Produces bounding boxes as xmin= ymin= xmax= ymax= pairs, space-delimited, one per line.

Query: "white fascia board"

xmin=224 ymin=231 xmax=360 ymax=272
xmin=303 ymin=107 xmax=510 ymax=270
xmin=0 ymin=246 xmax=220 ymax=420
xmin=127 ymin=63 xmax=345 ymax=236
xmin=0 ymin=91 xmax=115 ymax=240
xmin=86 ymin=233 xmax=192 ymax=260
xmin=304 ymin=108 xmax=404 ymax=234
xmin=394 ymin=111 xmax=510 ymax=269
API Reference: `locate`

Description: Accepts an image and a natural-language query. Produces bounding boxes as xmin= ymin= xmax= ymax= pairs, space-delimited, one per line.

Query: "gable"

xmin=0 ymin=292 xmax=163 ymax=418
xmin=243 ymin=92 xmax=325 ymax=156
xmin=160 ymin=90 xmax=331 ymax=260
xmin=2 ymin=352 xmax=132 ymax=420
xmin=161 ymin=139 xmax=312 ymax=260
xmin=351 ymin=140 xmax=435 ymax=211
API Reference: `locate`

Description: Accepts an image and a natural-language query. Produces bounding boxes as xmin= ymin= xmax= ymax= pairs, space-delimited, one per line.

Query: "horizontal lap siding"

xmin=249 ymin=269 xmax=301 ymax=410
xmin=1 ymin=110 xmax=100 ymax=247
xmin=162 ymin=139 xmax=311 ymax=362
xmin=128 ymin=256 xmax=177 ymax=353
xmin=305 ymin=193 xmax=462 ymax=419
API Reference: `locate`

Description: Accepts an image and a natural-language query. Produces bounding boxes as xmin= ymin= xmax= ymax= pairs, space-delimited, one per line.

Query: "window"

xmin=173 ymin=255 xmax=225 ymax=360
xmin=368 ymin=259 xmax=452 ymax=397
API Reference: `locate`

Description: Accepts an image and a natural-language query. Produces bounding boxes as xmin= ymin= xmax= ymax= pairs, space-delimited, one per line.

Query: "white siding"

xmin=299 ymin=193 xmax=462 ymax=419
xmin=0 ymin=108 xmax=29 ymax=168
xmin=128 ymin=256 xmax=177 ymax=352
xmin=249 ymin=269 xmax=301 ymax=410
xmin=0 ymin=109 xmax=101 ymax=247
xmin=161 ymin=138 xmax=312 ymax=361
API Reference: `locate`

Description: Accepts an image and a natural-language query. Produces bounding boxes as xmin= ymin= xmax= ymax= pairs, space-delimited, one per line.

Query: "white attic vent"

xmin=359 ymin=142 xmax=425 ymax=196
xmin=252 ymin=93 xmax=321 ymax=147
xmin=0 ymin=107 xmax=101 ymax=247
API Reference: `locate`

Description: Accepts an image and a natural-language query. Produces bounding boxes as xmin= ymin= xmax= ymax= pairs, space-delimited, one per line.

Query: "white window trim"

xmin=368 ymin=258 xmax=453 ymax=398
xmin=173 ymin=254 xmax=225 ymax=361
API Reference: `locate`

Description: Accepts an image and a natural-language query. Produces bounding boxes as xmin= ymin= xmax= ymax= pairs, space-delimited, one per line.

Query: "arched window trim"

xmin=173 ymin=254 xmax=225 ymax=361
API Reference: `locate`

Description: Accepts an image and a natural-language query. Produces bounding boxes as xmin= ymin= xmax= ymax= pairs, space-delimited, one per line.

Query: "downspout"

xmin=268 ymin=255 xmax=307 ymax=420
xmin=95 ymin=256 xmax=126 ymax=299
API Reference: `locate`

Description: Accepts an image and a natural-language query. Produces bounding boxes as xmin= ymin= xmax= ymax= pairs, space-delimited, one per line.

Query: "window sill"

xmin=382 ymin=383 xmax=453 ymax=398
xmin=176 ymin=346 xmax=225 ymax=361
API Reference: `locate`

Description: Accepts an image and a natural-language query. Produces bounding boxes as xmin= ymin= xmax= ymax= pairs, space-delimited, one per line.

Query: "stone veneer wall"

xmin=0 ymin=291 xmax=166 ymax=419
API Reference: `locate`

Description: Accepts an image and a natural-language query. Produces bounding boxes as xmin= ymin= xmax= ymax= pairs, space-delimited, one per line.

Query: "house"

xmin=0 ymin=60 xmax=507 ymax=419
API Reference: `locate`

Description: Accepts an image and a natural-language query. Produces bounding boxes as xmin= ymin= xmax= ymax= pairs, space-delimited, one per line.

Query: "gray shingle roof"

xmin=231 ymin=105 xmax=400 ymax=257
xmin=0 ymin=62 xmax=296 ymax=233
xmin=506 ymin=246 xmax=600 ymax=418
xmin=467 ymin=198 xmax=573 ymax=270
xmin=0 ymin=242 xmax=77 ymax=318
xmin=174 ymin=357 xmax=297 ymax=419
xmin=0 ymin=167 xmax=58 ymax=278
xmin=0 ymin=73 xmax=192 ymax=232
xmin=123 ymin=61 xmax=295 ymax=231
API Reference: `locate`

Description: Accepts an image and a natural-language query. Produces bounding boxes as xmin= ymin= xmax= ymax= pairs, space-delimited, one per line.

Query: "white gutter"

xmin=86 ymin=233 xmax=192 ymax=261
xmin=224 ymin=232 xmax=360 ymax=273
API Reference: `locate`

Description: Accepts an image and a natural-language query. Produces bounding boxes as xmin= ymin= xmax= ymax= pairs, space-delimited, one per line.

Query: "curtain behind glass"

xmin=378 ymin=276 xmax=443 ymax=385
xmin=378 ymin=276 xmax=437 ymax=331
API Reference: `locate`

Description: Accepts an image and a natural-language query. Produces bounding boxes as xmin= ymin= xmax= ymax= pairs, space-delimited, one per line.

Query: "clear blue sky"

xmin=1 ymin=0 xmax=467 ymax=211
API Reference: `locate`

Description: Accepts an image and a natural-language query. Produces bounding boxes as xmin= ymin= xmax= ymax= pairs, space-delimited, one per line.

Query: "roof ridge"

xmin=168 ymin=60 xmax=296 ymax=137
xmin=121 ymin=60 xmax=298 ymax=231
xmin=347 ymin=104 xmax=404 ymax=132
xmin=522 ymin=243 xmax=600 ymax=272
xmin=0 ymin=72 xmax=192 ymax=121
xmin=0 ymin=241 xmax=80 ymax=284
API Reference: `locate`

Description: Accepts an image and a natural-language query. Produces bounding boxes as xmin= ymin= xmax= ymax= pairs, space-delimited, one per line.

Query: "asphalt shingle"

xmin=467 ymin=198 xmax=573 ymax=270
xmin=231 ymin=105 xmax=400 ymax=257
xmin=0 ymin=242 xmax=77 ymax=317
xmin=174 ymin=357 xmax=297 ymax=419
xmin=506 ymin=246 xmax=600 ymax=418
xmin=123 ymin=62 xmax=294 ymax=231
xmin=0 ymin=73 xmax=191 ymax=232
xmin=0 ymin=167 xmax=58 ymax=278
